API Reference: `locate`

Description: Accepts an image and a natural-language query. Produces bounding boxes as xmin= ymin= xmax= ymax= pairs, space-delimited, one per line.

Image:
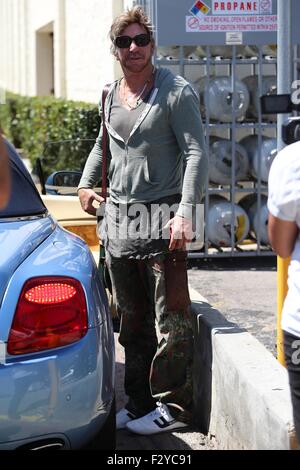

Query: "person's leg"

xmin=147 ymin=255 xmax=194 ymax=424
xmin=106 ymin=252 xmax=157 ymax=417
xmin=125 ymin=254 xmax=193 ymax=434
xmin=283 ymin=330 xmax=300 ymax=443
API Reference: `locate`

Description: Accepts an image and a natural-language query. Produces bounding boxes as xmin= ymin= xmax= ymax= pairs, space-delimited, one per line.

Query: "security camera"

xmin=282 ymin=117 xmax=300 ymax=145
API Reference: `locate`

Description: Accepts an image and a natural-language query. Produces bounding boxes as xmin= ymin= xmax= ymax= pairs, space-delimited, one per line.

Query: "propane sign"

xmin=154 ymin=0 xmax=300 ymax=45
xmin=187 ymin=0 xmax=276 ymax=40
xmin=210 ymin=1 xmax=271 ymax=15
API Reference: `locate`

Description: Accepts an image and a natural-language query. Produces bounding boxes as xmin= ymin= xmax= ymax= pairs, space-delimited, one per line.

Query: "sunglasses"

xmin=115 ymin=33 xmax=151 ymax=49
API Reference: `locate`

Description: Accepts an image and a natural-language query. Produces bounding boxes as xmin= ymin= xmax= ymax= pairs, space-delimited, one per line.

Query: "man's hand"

xmin=164 ymin=215 xmax=194 ymax=251
xmin=78 ymin=188 xmax=104 ymax=216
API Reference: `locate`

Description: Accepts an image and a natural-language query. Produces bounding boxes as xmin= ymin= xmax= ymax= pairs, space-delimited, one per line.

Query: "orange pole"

xmin=277 ymin=256 xmax=290 ymax=366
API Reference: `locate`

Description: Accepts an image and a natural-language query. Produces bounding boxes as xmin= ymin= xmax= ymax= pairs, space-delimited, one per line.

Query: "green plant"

xmin=0 ymin=92 xmax=100 ymax=175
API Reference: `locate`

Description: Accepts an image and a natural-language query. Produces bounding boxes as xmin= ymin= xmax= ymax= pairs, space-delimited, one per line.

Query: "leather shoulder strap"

xmin=101 ymin=83 xmax=111 ymax=201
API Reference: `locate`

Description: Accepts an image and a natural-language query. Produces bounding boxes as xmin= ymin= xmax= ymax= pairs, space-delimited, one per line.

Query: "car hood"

xmin=0 ymin=216 xmax=55 ymax=303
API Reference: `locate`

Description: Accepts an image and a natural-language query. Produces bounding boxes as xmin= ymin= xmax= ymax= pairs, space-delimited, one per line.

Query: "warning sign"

xmin=186 ymin=0 xmax=276 ymax=33
xmin=190 ymin=1 xmax=211 ymax=18
xmin=155 ymin=0 xmax=300 ymax=46
xmin=260 ymin=0 xmax=272 ymax=14
xmin=186 ymin=14 xmax=277 ymax=33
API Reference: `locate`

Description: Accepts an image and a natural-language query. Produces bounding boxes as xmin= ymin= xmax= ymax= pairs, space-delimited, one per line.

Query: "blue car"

xmin=0 ymin=140 xmax=115 ymax=450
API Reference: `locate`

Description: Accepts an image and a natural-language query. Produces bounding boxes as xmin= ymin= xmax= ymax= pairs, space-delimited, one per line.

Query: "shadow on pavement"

xmin=188 ymin=255 xmax=276 ymax=272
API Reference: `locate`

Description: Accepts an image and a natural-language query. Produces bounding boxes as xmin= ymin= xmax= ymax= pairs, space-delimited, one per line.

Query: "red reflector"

xmin=25 ymin=283 xmax=76 ymax=304
xmin=7 ymin=277 xmax=88 ymax=355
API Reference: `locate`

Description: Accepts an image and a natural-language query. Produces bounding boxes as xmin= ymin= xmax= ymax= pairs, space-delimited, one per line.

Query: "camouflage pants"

xmin=106 ymin=251 xmax=194 ymax=423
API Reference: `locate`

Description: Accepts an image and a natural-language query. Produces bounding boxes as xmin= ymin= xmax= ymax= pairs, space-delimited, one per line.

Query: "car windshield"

xmin=0 ymin=140 xmax=47 ymax=218
xmin=41 ymin=139 xmax=95 ymax=179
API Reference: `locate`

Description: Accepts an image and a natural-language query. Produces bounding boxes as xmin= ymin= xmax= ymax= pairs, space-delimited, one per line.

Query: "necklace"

xmin=125 ymin=80 xmax=149 ymax=110
xmin=121 ymin=68 xmax=155 ymax=110
xmin=121 ymin=78 xmax=150 ymax=110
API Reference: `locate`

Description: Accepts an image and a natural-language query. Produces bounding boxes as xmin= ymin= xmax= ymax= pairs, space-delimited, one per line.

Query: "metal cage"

xmin=151 ymin=44 xmax=300 ymax=258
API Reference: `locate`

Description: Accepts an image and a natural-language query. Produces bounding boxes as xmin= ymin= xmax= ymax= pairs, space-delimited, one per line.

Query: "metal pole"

xmin=277 ymin=257 xmax=290 ymax=366
xmin=277 ymin=0 xmax=292 ymax=151
xmin=276 ymin=0 xmax=292 ymax=366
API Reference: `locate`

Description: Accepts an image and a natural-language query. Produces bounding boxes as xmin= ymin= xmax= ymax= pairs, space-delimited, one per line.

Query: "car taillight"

xmin=7 ymin=277 xmax=88 ymax=355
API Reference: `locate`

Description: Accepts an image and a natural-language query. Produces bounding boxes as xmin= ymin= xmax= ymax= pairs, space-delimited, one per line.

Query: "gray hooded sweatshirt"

xmin=78 ymin=67 xmax=208 ymax=219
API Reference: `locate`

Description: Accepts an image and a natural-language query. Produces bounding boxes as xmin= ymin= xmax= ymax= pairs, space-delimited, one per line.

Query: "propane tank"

xmin=195 ymin=45 xmax=245 ymax=58
xmin=156 ymin=45 xmax=198 ymax=60
xmin=243 ymin=75 xmax=277 ymax=121
xmin=263 ymin=44 xmax=277 ymax=57
xmin=196 ymin=76 xmax=250 ymax=122
xmin=239 ymin=194 xmax=269 ymax=245
xmin=239 ymin=135 xmax=277 ymax=182
xmin=242 ymin=44 xmax=277 ymax=58
xmin=209 ymin=137 xmax=249 ymax=185
xmin=207 ymin=195 xmax=250 ymax=247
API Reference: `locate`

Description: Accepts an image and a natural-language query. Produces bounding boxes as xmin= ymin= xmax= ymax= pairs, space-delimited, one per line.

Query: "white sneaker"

xmin=126 ymin=402 xmax=188 ymax=435
xmin=116 ymin=408 xmax=137 ymax=430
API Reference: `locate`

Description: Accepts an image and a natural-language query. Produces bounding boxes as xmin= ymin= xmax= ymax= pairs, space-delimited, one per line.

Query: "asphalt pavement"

xmin=187 ymin=255 xmax=278 ymax=356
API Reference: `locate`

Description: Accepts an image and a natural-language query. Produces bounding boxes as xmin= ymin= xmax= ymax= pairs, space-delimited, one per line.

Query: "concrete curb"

xmin=189 ymin=286 xmax=298 ymax=450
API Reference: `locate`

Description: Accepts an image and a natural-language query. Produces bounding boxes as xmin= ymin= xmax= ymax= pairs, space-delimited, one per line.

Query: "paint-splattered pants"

xmin=106 ymin=251 xmax=193 ymax=423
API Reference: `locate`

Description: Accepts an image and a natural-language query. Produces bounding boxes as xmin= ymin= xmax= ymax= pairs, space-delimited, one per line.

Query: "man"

xmin=268 ymin=141 xmax=300 ymax=444
xmin=0 ymin=133 xmax=11 ymax=210
xmin=78 ymin=6 xmax=207 ymax=435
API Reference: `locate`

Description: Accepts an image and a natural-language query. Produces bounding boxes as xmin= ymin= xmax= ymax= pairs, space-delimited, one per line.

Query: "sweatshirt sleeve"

xmin=169 ymin=83 xmax=208 ymax=219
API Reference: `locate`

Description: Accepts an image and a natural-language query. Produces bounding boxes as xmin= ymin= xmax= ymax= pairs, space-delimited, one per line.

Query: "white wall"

xmin=0 ymin=0 xmax=25 ymax=95
xmin=64 ymin=0 xmax=123 ymax=103
xmin=0 ymin=0 xmax=125 ymax=103
xmin=0 ymin=0 xmax=60 ymax=97
xmin=28 ymin=0 xmax=57 ymax=30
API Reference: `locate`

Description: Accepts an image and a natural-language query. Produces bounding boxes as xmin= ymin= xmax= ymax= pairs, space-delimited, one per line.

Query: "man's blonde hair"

xmin=109 ymin=6 xmax=154 ymax=56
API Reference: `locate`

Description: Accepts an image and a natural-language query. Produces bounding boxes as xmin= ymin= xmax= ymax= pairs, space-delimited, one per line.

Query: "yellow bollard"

xmin=277 ymin=256 xmax=290 ymax=366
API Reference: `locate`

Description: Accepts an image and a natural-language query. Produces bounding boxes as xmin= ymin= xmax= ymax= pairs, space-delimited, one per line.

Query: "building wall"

xmin=64 ymin=0 xmax=123 ymax=103
xmin=0 ymin=0 xmax=58 ymax=97
xmin=0 ymin=0 xmax=131 ymax=104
